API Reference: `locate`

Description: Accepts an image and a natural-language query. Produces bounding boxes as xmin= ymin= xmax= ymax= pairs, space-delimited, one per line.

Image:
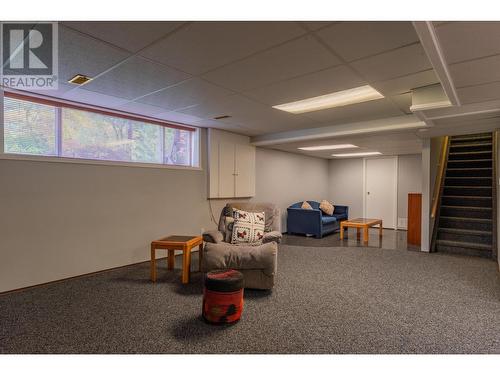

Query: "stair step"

xmin=449 ymin=150 xmax=492 ymax=155
xmin=448 ymin=159 xmax=493 ymax=162
xmin=450 ymin=134 xmax=492 ymax=143
xmin=443 ymin=186 xmax=492 ymax=196
xmin=446 ymin=168 xmax=492 ymax=177
xmin=444 ymin=177 xmax=492 ymax=186
xmin=441 ymin=196 xmax=492 ymax=207
xmin=440 ymin=216 xmax=492 ymax=222
xmin=436 ymin=239 xmax=492 ymax=251
xmin=437 ymin=227 xmax=492 ymax=244
xmin=436 ymin=240 xmax=493 ymax=258
xmin=450 ymin=142 xmax=492 ymax=148
xmin=440 ymin=205 xmax=492 ymax=219
xmin=448 ymin=151 xmax=492 ymax=160
xmin=441 ymin=205 xmax=492 ymax=211
xmin=439 ymin=216 xmax=492 ymax=231
xmin=438 ymin=227 xmax=492 ymax=235
xmin=447 ymin=159 xmax=492 ymax=169
xmin=449 ymin=143 xmax=492 ymax=153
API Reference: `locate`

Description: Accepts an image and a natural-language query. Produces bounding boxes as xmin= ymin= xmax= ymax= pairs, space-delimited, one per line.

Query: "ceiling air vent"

xmin=214 ymin=115 xmax=231 ymax=120
xmin=68 ymin=74 xmax=92 ymax=85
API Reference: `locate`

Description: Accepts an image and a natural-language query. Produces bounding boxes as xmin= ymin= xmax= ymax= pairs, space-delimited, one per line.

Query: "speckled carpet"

xmin=1 ymin=245 xmax=499 ymax=353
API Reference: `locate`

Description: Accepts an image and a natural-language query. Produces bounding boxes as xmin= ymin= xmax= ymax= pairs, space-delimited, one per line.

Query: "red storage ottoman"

xmin=202 ymin=269 xmax=244 ymax=324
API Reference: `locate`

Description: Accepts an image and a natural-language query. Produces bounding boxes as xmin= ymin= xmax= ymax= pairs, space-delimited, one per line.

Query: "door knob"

xmin=367 ymin=192 xmax=370 ymax=195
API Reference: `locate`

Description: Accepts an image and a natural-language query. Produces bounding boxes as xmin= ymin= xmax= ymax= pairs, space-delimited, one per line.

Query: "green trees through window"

xmin=3 ymin=97 xmax=195 ymax=167
xmin=4 ymin=98 xmax=57 ymax=156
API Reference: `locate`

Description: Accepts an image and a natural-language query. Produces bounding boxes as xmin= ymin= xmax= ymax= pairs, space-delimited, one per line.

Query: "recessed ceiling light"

xmin=332 ymin=151 xmax=382 ymax=157
xmin=298 ymin=144 xmax=358 ymax=151
xmin=68 ymin=74 xmax=92 ymax=85
xmin=272 ymin=85 xmax=384 ymax=114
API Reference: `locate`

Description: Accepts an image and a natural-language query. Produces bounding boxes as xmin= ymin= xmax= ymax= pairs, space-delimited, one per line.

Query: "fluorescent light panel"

xmin=332 ymin=151 xmax=382 ymax=157
xmin=298 ymin=144 xmax=358 ymax=151
xmin=273 ymin=85 xmax=384 ymax=114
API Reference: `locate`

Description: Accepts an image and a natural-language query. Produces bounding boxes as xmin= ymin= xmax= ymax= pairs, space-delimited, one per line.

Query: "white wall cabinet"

xmin=208 ymin=129 xmax=256 ymax=198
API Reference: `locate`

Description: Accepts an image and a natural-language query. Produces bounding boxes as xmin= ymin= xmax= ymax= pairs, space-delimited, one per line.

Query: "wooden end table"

xmin=340 ymin=218 xmax=383 ymax=244
xmin=150 ymin=235 xmax=203 ymax=284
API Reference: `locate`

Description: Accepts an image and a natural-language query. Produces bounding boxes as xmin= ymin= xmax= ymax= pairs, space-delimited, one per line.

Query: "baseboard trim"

xmin=0 ymin=255 xmax=176 ymax=296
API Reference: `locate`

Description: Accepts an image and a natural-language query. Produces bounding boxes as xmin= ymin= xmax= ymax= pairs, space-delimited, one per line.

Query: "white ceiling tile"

xmin=116 ymin=102 xmax=169 ymax=117
xmin=390 ymin=93 xmax=413 ymax=114
xmin=317 ymin=22 xmax=419 ymax=62
xmin=81 ymin=56 xmax=191 ymax=100
xmin=58 ymin=25 xmax=131 ymax=82
xmin=178 ymin=93 xmax=318 ymax=132
xmin=436 ymin=21 xmax=500 ymax=64
xmin=18 ymin=83 xmax=75 ymax=98
xmin=450 ymin=54 xmax=500 ymax=88
xmin=269 ymin=132 xmax=423 ymax=158
xmin=350 ymin=44 xmax=432 ymax=82
xmin=62 ymin=88 xmax=129 ymax=108
xmin=300 ymin=98 xmax=403 ymax=123
xmin=457 ymin=81 xmax=500 ymax=104
xmin=63 ymin=21 xmax=185 ymax=53
xmin=202 ymin=35 xmax=340 ymax=91
xmin=137 ymin=78 xmax=234 ymax=111
xmin=370 ymin=69 xmax=439 ymax=96
xmin=156 ymin=111 xmax=205 ymax=124
xmin=140 ymin=22 xmax=307 ymax=75
xmin=157 ymin=111 xmax=260 ymax=135
xmin=244 ymin=65 xmax=365 ymax=105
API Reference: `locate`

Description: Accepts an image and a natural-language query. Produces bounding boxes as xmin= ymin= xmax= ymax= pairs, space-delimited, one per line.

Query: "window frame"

xmin=0 ymin=91 xmax=202 ymax=171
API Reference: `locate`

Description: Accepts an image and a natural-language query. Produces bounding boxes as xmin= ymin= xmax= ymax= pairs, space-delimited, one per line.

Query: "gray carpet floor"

xmin=1 ymin=245 xmax=499 ymax=354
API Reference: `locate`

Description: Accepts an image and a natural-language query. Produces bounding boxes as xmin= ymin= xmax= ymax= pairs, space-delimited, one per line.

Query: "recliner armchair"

xmin=202 ymin=202 xmax=282 ymax=290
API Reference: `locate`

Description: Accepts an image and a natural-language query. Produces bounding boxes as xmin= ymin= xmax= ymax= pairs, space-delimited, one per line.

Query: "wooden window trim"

xmin=4 ymin=90 xmax=196 ymax=132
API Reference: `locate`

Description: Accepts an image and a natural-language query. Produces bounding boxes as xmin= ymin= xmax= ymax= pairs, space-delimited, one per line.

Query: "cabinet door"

xmin=218 ymin=142 xmax=235 ymax=198
xmin=235 ymin=144 xmax=255 ymax=197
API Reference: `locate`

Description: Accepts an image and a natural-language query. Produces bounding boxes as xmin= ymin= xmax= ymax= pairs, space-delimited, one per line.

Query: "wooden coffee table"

xmin=150 ymin=235 xmax=203 ymax=284
xmin=340 ymin=218 xmax=383 ymax=244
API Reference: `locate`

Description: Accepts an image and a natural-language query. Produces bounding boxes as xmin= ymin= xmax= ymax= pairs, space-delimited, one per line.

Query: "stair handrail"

xmin=431 ymin=136 xmax=450 ymax=219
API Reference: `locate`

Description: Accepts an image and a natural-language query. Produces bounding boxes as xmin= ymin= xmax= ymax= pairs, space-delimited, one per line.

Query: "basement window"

xmin=1 ymin=93 xmax=200 ymax=169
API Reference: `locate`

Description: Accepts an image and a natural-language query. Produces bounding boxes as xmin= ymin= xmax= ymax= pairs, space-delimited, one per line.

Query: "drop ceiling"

xmin=7 ymin=21 xmax=500 ymax=159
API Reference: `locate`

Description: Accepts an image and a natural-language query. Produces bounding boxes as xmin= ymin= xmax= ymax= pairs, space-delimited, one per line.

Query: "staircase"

xmin=434 ymin=132 xmax=496 ymax=258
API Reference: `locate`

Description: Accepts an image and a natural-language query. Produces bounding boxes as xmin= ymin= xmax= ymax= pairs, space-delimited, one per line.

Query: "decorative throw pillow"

xmin=224 ymin=216 xmax=235 ymax=243
xmin=301 ymin=201 xmax=313 ymax=210
xmin=319 ymin=200 xmax=334 ymax=216
xmin=231 ymin=209 xmax=265 ymax=245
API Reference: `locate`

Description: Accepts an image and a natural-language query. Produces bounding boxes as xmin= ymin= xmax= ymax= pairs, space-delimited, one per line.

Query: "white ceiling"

xmin=10 ymin=21 xmax=500 ymax=159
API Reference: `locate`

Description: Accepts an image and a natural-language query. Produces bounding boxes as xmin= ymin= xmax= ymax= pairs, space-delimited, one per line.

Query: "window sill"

xmin=0 ymin=153 xmax=203 ymax=171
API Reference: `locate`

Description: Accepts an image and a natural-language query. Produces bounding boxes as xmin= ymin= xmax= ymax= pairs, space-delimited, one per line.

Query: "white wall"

xmin=328 ymin=154 xmax=422 ymax=228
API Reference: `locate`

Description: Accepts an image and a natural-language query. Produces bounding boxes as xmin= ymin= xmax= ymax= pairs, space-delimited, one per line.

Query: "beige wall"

xmin=328 ymin=154 xmax=423 ymax=228
xmin=0 ymin=127 xmax=329 ymax=292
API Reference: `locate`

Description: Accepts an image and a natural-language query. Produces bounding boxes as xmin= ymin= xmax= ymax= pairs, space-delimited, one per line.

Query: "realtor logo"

xmin=1 ymin=22 xmax=58 ymax=89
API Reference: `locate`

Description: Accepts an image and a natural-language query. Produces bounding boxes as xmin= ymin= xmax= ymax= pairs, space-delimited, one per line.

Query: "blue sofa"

xmin=287 ymin=201 xmax=349 ymax=238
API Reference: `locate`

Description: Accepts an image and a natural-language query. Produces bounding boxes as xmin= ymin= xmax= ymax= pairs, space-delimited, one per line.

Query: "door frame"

xmin=362 ymin=156 xmax=399 ymax=230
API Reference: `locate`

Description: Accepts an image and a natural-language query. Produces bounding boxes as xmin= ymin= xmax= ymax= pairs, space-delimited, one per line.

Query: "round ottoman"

xmin=202 ymin=269 xmax=244 ymax=324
